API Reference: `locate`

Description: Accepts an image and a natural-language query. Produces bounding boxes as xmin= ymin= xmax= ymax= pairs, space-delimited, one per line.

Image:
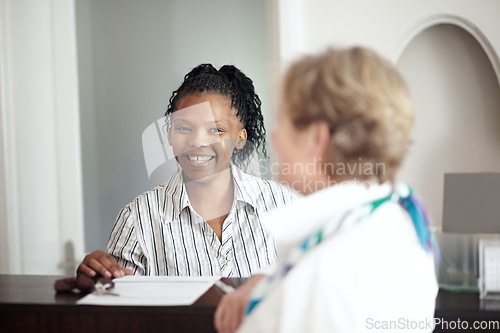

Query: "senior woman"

xmin=214 ymin=47 xmax=438 ymax=332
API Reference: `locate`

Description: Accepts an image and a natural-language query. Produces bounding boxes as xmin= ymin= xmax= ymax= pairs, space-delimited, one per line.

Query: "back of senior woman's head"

xmin=282 ymin=47 xmax=414 ymax=184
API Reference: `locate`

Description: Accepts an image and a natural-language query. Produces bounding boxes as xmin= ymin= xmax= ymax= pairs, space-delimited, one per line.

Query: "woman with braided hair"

xmin=77 ymin=64 xmax=296 ymax=278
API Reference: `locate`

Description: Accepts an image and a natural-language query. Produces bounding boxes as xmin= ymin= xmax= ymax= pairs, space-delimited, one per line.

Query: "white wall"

xmin=290 ymin=0 xmax=500 ymax=64
xmin=76 ymin=0 xmax=270 ymax=251
xmin=0 ymin=69 xmax=7 ymax=272
xmin=0 ymin=0 xmax=84 ymax=274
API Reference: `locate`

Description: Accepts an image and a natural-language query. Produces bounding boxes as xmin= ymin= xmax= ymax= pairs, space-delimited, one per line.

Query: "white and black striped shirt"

xmin=106 ymin=165 xmax=296 ymax=277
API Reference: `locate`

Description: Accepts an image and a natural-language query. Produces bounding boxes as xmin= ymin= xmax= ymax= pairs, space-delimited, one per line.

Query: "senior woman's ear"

xmin=310 ymin=121 xmax=331 ymax=160
xmin=305 ymin=121 xmax=331 ymax=160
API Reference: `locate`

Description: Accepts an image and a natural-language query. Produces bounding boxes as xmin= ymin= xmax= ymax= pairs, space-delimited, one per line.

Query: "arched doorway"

xmin=397 ymin=23 xmax=500 ymax=228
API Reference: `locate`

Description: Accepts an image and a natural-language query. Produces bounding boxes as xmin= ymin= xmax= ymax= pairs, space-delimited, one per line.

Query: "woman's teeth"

xmin=187 ymin=155 xmax=213 ymax=163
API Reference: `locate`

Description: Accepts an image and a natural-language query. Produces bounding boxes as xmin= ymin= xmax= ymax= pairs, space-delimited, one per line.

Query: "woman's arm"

xmin=77 ymin=204 xmax=145 ymax=277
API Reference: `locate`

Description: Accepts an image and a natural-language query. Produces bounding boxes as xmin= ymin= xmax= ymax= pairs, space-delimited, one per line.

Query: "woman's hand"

xmin=214 ymin=274 xmax=266 ymax=333
xmin=76 ymin=250 xmax=133 ymax=278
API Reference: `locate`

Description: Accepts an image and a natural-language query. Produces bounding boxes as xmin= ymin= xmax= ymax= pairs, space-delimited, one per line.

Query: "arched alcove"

xmin=396 ymin=23 xmax=500 ymax=228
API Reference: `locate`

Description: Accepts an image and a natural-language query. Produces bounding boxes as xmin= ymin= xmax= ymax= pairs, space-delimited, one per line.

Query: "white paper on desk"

xmin=77 ymin=276 xmax=220 ymax=306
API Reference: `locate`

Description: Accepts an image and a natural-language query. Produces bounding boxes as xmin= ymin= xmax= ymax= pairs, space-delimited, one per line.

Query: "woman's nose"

xmin=188 ymin=129 xmax=213 ymax=148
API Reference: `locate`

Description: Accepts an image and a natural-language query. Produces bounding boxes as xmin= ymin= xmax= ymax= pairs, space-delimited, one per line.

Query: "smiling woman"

xmin=75 ymin=0 xmax=273 ymax=258
xmin=76 ymin=64 xmax=296 ymax=278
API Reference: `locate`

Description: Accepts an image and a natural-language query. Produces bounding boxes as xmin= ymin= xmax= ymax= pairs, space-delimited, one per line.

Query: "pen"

xmin=215 ymin=280 xmax=236 ymax=294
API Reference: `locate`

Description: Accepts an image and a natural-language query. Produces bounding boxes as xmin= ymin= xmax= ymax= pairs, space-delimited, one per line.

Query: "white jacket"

xmin=239 ymin=182 xmax=438 ymax=333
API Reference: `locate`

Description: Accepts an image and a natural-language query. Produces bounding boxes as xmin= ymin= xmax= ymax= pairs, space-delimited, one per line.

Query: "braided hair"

xmin=165 ymin=64 xmax=267 ymax=167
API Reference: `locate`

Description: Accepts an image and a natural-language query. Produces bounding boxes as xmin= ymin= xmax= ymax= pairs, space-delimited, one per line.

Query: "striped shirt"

xmin=106 ymin=164 xmax=296 ymax=277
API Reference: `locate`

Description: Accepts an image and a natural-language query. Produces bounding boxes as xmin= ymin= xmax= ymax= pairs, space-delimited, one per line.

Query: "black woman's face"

xmin=168 ymin=93 xmax=247 ymax=183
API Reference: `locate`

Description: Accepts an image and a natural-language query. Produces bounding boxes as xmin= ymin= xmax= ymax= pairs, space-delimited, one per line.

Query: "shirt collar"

xmin=162 ymin=163 xmax=258 ymax=223
xmin=162 ymin=167 xmax=189 ymax=223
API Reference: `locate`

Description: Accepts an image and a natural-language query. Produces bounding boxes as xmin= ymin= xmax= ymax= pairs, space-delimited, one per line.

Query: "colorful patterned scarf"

xmin=246 ymin=184 xmax=438 ymax=315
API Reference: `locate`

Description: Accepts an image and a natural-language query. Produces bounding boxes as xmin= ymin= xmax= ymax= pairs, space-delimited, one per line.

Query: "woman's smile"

xmin=184 ymin=153 xmax=216 ymax=167
xmin=186 ymin=155 xmax=214 ymax=163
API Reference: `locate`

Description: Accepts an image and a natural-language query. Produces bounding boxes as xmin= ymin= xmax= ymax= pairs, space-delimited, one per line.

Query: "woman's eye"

xmin=176 ymin=127 xmax=191 ymax=132
xmin=209 ymin=128 xmax=224 ymax=134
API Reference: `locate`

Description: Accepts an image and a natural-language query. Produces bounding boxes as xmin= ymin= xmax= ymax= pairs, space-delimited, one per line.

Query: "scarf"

xmin=246 ymin=184 xmax=438 ymax=315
